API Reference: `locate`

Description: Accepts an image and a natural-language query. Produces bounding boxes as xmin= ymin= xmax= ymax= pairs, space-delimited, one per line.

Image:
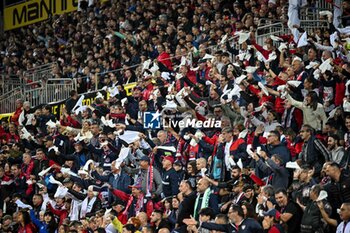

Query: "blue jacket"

xmin=92 ymin=170 xmax=132 ymax=194
xmin=256 ymin=158 xmax=289 ymax=190
xmin=161 ymin=168 xmax=179 ymax=198
xmin=29 ymin=209 xmax=50 ymax=233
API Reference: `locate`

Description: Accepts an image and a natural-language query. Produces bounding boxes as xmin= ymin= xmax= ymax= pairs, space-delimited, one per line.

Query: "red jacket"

xmin=112 ymin=189 xmax=154 ymax=219
xmin=335 ymin=81 xmax=345 ymax=106
xmin=48 ymin=203 xmax=68 ymax=225
xmin=21 ymin=161 xmax=34 ymax=180
xmin=4 ymin=132 xmax=20 ymax=144
xmin=157 ymin=52 xmax=173 ymax=71
xmin=11 ymin=107 xmax=23 ymax=126
xmin=142 ymin=83 xmax=154 ymax=101
xmin=60 ymin=115 xmax=81 ymax=128
xmin=18 ymin=223 xmax=37 ymax=233
xmin=176 ymin=70 xmax=196 ymax=91
xmin=252 ymin=41 xmax=272 ymax=60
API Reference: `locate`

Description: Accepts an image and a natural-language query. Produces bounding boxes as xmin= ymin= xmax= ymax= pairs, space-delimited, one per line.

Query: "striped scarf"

xmin=193 ymin=188 xmax=211 ymax=220
xmin=123 ymin=193 xmax=145 ymax=217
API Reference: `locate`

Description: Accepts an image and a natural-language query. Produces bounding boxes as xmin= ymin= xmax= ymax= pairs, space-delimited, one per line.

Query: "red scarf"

xmin=110 ymin=113 xmax=126 ymax=119
xmin=123 ymin=193 xmax=145 ymax=216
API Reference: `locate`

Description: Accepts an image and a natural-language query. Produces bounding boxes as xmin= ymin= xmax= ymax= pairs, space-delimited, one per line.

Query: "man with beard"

xmin=275 ymin=188 xmax=302 ymax=233
xmin=193 ymin=178 xmax=219 ymax=220
xmin=203 ymin=165 xmax=245 ymax=189
xmin=298 ymin=124 xmax=330 ymax=176
xmin=327 ymin=134 xmax=346 ymax=167
xmin=150 ymin=210 xmax=171 ymax=233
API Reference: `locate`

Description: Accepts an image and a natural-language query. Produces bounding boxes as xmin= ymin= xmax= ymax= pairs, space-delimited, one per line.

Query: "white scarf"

xmin=224 ymin=139 xmax=233 ymax=171
xmin=69 ymin=199 xmax=82 ymax=221
xmin=66 ymin=192 xmax=82 ymax=221
xmin=80 ymin=196 xmax=96 ymax=219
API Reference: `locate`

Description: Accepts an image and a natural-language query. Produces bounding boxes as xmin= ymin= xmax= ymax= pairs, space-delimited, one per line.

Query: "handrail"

xmin=0 ymin=87 xmax=22 ymax=100
xmin=300 ymin=20 xmax=329 ymax=34
xmin=23 ymin=62 xmax=57 ymax=74
xmin=254 ymin=18 xmax=330 ymax=46
xmin=316 ymin=0 xmax=334 ymax=10
xmin=255 ymin=22 xmax=286 ymax=45
xmin=0 ymin=87 xmax=23 ymax=113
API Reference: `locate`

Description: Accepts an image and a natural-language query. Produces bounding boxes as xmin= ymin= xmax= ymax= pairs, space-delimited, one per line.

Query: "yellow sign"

xmin=4 ymin=0 xmax=79 ymax=31
xmin=124 ymin=82 xmax=137 ymax=96
xmin=0 ymin=113 xmax=14 ymax=122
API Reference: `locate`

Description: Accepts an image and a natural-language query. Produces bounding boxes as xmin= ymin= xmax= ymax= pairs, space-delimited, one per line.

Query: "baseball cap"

xmin=174 ymin=160 xmax=183 ymax=166
xmin=128 ymin=184 xmax=142 ymax=190
xmin=263 ymin=209 xmax=280 ymax=220
xmin=139 ymin=156 xmax=150 ymax=163
xmin=162 ymin=156 xmax=174 ymax=164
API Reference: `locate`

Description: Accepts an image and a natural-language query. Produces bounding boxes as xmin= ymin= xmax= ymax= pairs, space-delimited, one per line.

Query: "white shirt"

xmin=336 ymin=221 xmax=350 ymax=233
xmin=224 ymin=139 xmax=233 ymax=171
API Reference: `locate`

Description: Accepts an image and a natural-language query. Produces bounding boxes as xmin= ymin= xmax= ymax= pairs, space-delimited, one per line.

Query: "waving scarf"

xmin=123 ymin=193 xmax=145 ymax=217
xmin=193 ymin=188 xmax=211 ymax=219
xmin=66 ymin=192 xmax=82 ymax=221
xmin=146 ymin=165 xmax=154 ymax=197
xmin=80 ymin=196 xmax=96 ymax=219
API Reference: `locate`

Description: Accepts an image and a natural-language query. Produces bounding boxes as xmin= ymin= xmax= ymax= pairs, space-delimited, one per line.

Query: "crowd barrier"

xmin=0 ymin=78 xmax=75 ymax=115
xmin=0 ymin=82 xmax=137 ymax=123
xmin=23 ymin=62 xmax=57 ymax=83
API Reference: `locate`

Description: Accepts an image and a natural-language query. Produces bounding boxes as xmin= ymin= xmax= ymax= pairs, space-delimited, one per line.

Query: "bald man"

xmin=193 ymin=178 xmax=219 ymax=220
xmin=337 ymin=203 xmax=350 ymax=232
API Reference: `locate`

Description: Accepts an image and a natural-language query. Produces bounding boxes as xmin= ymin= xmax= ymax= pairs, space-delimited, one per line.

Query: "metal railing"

xmin=300 ymin=20 xmax=329 ymax=34
xmin=0 ymin=78 xmax=76 ymax=113
xmin=0 ymin=75 xmax=24 ymax=96
xmin=316 ymin=0 xmax=335 ymax=10
xmin=0 ymin=87 xmax=23 ymax=113
xmin=255 ymin=22 xmax=286 ymax=46
xmin=45 ymin=79 xmax=76 ymax=103
xmin=254 ymin=18 xmax=329 ymax=46
xmin=299 ymin=7 xmax=319 ymax=21
xmin=23 ymin=62 xmax=56 ymax=83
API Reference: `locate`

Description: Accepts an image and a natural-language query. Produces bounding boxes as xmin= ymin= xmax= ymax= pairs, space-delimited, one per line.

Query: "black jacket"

xmin=176 ymin=191 xmax=196 ymax=226
xmin=201 ymin=218 xmax=263 ymax=233
xmin=325 ymin=169 xmax=350 ymax=218
xmin=162 ymin=168 xmax=179 ymax=198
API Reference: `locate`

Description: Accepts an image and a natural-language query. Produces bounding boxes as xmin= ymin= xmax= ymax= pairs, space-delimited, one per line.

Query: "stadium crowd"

xmin=2 ymin=0 xmax=350 ymax=232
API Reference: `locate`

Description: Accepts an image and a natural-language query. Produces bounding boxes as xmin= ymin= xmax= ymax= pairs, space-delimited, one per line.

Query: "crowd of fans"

xmin=2 ymin=0 xmax=350 ymax=233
